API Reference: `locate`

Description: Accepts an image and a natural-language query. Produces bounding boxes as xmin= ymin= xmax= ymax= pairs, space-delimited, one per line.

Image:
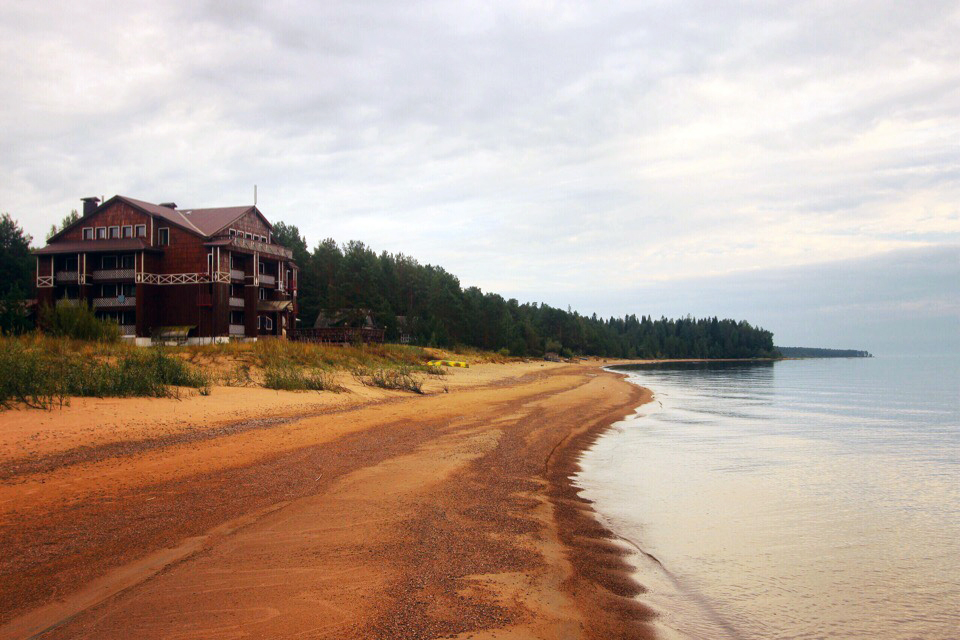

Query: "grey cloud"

xmin=1 ymin=1 xmax=957 ymax=353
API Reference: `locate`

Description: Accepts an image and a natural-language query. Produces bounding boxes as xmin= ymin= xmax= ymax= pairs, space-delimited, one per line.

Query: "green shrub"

xmin=39 ymin=303 xmax=120 ymax=342
xmin=352 ymin=365 xmax=424 ymax=394
xmin=218 ymin=363 xmax=254 ymax=387
xmin=0 ymin=340 xmax=54 ymax=408
xmin=0 ymin=340 xmax=209 ymax=410
xmin=263 ymin=363 xmax=344 ymax=392
xmin=421 ymin=364 xmax=448 ymax=376
xmin=0 ymin=287 xmax=32 ymax=335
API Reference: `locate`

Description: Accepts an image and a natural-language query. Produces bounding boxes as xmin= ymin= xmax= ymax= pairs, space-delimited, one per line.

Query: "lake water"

xmin=576 ymin=357 xmax=959 ymax=639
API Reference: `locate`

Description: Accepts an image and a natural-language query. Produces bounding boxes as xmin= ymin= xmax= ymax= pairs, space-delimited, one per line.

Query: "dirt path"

xmin=1 ymin=362 xmax=654 ymax=639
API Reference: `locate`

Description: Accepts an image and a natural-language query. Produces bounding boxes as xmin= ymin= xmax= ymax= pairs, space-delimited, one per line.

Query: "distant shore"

xmin=1 ymin=358 xmax=660 ymax=639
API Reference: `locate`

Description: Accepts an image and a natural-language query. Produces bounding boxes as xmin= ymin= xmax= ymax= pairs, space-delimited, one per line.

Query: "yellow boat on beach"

xmin=427 ymin=360 xmax=469 ymax=368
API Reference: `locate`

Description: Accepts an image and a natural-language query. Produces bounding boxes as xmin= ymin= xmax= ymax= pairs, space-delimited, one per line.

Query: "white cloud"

xmin=1 ymin=1 xmax=958 ymax=350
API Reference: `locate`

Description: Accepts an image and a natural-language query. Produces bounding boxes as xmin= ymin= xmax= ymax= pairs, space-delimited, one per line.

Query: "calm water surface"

xmin=576 ymin=357 xmax=959 ymax=639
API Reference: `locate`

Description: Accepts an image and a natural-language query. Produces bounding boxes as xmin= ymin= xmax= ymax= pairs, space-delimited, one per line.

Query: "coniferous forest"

xmin=272 ymin=223 xmax=779 ymax=359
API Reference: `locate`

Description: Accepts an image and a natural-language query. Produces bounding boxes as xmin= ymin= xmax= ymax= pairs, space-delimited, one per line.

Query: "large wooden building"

xmin=34 ymin=195 xmax=298 ymax=344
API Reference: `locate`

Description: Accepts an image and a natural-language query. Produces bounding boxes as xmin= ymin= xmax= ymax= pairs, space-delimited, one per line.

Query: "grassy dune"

xmin=0 ymin=335 xmax=508 ymax=409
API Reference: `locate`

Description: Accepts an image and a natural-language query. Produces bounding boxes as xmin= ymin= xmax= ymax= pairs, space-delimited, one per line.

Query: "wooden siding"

xmin=223 ymin=210 xmax=271 ymax=240
xmin=156 ymin=224 xmax=207 ymax=274
xmin=58 ymin=201 xmax=151 ymax=243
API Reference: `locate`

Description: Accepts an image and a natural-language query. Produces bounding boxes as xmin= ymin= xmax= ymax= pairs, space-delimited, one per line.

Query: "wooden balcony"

xmin=229 ymin=297 xmax=245 ymax=308
xmin=55 ymin=298 xmax=81 ymax=307
xmin=92 ymin=296 xmax=136 ymax=309
xmin=230 ymin=269 xmax=245 ymax=281
xmin=55 ymin=271 xmax=79 ymax=283
xmin=118 ymin=325 xmax=135 ymax=336
xmin=211 ymin=236 xmax=292 ymax=260
xmin=91 ymin=269 xmax=135 ymax=281
xmin=229 ymin=324 xmax=246 ymax=337
xmin=258 ymin=273 xmax=276 ymax=286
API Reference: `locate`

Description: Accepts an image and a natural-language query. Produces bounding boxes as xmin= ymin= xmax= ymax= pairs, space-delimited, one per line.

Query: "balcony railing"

xmin=259 ymin=273 xmax=276 ymax=286
xmin=55 ymin=271 xmax=79 ymax=283
xmin=222 ymin=236 xmax=293 ymax=259
xmin=229 ymin=324 xmax=246 ymax=336
xmin=92 ymin=296 xmax=136 ymax=308
xmin=92 ymin=269 xmax=135 ymax=281
xmin=118 ymin=325 xmax=135 ymax=336
xmin=229 ymin=297 xmax=245 ymax=307
xmin=55 ymin=298 xmax=80 ymax=307
xmin=230 ymin=269 xmax=245 ymax=280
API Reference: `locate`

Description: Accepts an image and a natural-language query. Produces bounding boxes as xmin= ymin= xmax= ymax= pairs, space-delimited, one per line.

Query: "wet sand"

xmin=0 ymin=360 xmax=654 ymax=639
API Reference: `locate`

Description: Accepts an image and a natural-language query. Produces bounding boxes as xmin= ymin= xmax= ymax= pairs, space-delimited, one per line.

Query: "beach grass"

xmin=0 ymin=336 xmax=209 ymax=409
xmin=262 ymin=363 xmax=346 ymax=392
xmin=0 ymin=334 xmax=509 ymax=408
xmin=351 ymin=365 xmax=425 ymax=394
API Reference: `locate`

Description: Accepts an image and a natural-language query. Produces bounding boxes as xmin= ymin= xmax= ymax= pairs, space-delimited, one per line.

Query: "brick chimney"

xmin=81 ymin=197 xmax=100 ymax=216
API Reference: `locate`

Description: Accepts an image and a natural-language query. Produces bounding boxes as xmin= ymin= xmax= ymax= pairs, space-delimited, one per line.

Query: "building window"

xmin=264 ymin=316 xmax=273 ymax=331
xmin=135 ymin=224 xmax=146 ymax=237
xmin=259 ymin=288 xmax=267 ymax=300
xmin=260 ymin=235 xmax=267 ymax=243
xmin=122 ymin=225 xmax=133 ymax=238
xmin=158 ymin=228 xmax=170 ymax=246
xmin=96 ymin=227 xmax=107 ymax=239
xmin=82 ymin=227 xmax=94 ymax=240
xmin=101 ymin=255 xmax=117 ymax=269
xmin=230 ymin=311 xmax=244 ymax=325
xmin=121 ymin=254 xmax=135 ymax=269
xmin=108 ymin=226 xmax=120 ymax=239
xmin=229 ymin=229 xmax=236 ymax=237
xmin=207 ymin=253 xmax=213 ymax=275
xmin=258 ymin=261 xmax=265 ymax=274
xmin=245 ymin=232 xmax=252 ymax=240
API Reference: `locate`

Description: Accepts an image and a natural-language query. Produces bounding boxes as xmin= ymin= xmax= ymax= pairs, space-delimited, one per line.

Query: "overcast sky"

xmin=2 ymin=1 xmax=957 ymax=354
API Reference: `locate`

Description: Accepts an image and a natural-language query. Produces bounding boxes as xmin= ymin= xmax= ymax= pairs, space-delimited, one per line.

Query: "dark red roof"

xmin=178 ymin=205 xmax=257 ymax=236
xmin=33 ymin=238 xmax=158 ymax=255
xmin=121 ymin=197 xmax=257 ymax=237
xmin=44 ymin=195 xmax=276 ymax=244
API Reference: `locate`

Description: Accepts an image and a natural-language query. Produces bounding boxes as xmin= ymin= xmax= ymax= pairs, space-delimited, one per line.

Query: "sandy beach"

xmin=0 ymin=359 xmax=654 ymax=639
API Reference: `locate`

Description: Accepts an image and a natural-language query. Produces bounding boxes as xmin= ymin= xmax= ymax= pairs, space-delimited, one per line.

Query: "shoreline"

xmin=546 ymin=375 xmax=659 ymax=638
xmin=2 ymin=360 xmax=660 ymax=639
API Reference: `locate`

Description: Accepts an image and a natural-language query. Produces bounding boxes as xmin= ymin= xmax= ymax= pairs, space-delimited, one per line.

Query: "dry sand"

xmin=0 ymin=359 xmax=654 ymax=639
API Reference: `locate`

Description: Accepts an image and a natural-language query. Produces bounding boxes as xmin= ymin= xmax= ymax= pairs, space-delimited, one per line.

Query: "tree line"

xmin=777 ymin=347 xmax=871 ymax=358
xmin=0 ymin=214 xmax=34 ymax=334
xmin=0 ymin=211 xmax=779 ymax=358
xmin=272 ymin=223 xmax=779 ymax=359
